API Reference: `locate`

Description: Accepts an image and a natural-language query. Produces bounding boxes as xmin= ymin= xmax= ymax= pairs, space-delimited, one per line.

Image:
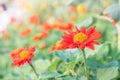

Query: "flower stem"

xmin=116 ymin=26 xmax=120 ymax=53
xmin=81 ymin=49 xmax=88 ymax=80
xmin=29 ymin=63 xmax=38 ymax=78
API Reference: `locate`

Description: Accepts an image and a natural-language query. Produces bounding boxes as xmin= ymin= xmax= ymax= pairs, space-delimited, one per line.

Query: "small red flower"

xmin=29 ymin=14 xmax=39 ymax=24
xmin=2 ymin=33 xmax=11 ymax=40
xmin=58 ymin=22 xmax=74 ymax=31
xmin=10 ymin=46 xmax=35 ymax=66
xmin=33 ymin=32 xmax=48 ymax=42
xmin=68 ymin=6 xmax=76 ymax=12
xmin=52 ymin=26 xmax=101 ymax=51
xmin=51 ymin=40 xmax=68 ymax=51
xmin=20 ymin=28 xmax=32 ymax=37
xmin=57 ymin=18 xmax=63 ymax=23
xmin=42 ymin=22 xmax=58 ymax=31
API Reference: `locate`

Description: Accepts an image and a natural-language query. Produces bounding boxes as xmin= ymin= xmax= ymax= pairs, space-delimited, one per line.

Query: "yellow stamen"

xmin=74 ymin=32 xmax=88 ymax=44
xmin=20 ymin=50 xmax=30 ymax=60
xmin=56 ymin=40 xmax=62 ymax=47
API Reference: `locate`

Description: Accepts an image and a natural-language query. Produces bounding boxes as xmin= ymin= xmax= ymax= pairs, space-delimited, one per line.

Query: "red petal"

xmin=81 ymin=27 xmax=86 ymax=33
xmin=86 ymin=26 xmax=96 ymax=35
xmin=75 ymin=26 xmax=80 ymax=32
xmin=86 ymin=43 xmax=95 ymax=50
xmin=89 ymin=32 xmax=102 ymax=40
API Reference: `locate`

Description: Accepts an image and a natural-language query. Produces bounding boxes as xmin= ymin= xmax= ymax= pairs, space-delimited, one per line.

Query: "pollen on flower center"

xmin=73 ymin=32 xmax=88 ymax=43
xmin=56 ymin=40 xmax=62 ymax=47
xmin=20 ymin=50 xmax=30 ymax=60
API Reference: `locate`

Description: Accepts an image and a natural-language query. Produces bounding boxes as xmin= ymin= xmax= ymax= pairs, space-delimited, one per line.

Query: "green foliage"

xmin=103 ymin=4 xmax=120 ymax=22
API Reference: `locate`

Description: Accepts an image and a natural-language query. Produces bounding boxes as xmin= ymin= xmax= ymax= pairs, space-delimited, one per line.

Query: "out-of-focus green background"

xmin=0 ymin=0 xmax=120 ymax=80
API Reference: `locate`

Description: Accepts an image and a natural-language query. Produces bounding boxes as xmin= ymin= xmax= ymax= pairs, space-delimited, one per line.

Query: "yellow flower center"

xmin=20 ymin=50 xmax=30 ymax=60
xmin=56 ymin=40 xmax=62 ymax=47
xmin=73 ymin=32 xmax=88 ymax=44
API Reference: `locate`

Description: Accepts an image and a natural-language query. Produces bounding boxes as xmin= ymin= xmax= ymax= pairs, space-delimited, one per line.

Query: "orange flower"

xmin=58 ymin=22 xmax=74 ymax=31
xmin=2 ymin=33 xmax=10 ymax=40
xmin=39 ymin=41 xmax=47 ymax=48
xmin=70 ymin=14 xmax=77 ymax=20
xmin=33 ymin=32 xmax=48 ymax=42
xmin=53 ymin=26 xmax=101 ymax=51
xmin=57 ymin=18 xmax=63 ymax=23
xmin=68 ymin=6 xmax=76 ymax=12
xmin=10 ymin=17 xmax=16 ymax=24
xmin=29 ymin=14 xmax=39 ymax=24
xmin=10 ymin=47 xmax=35 ymax=66
xmin=42 ymin=22 xmax=58 ymax=31
xmin=20 ymin=28 xmax=32 ymax=37
xmin=51 ymin=40 xmax=68 ymax=51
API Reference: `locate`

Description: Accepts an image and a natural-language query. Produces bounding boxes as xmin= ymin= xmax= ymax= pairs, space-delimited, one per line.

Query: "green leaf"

xmin=87 ymin=58 xmax=102 ymax=70
xmin=77 ymin=17 xmax=96 ymax=28
xmin=102 ymin=60 xmax=119 ymax=68
xmin=38 ymin=71 xmax=64 ymax=79
xmin=62 ymin=76 xmax=76 ymax=80
xmin=54 ymin=51 xmax=76 ymax=63
xmin=97 ymin=67 xmax=118 ymax=80
xmin=103 ymin=4 xmax=120 ymax=22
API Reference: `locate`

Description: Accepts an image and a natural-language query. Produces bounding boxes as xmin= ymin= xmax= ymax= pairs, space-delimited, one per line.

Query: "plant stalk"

xmin=81 ymin=49 xmax=88 ymax=80
xmin=116 ymin=26 xmax=120 ymax=53
xmin=29 ymin=63 xmax=38 ymax=78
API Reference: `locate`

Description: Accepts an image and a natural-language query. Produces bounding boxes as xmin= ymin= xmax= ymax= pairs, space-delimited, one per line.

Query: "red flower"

xmin=51 ymin=40 xmax=68 ymax=51
xmin=58 ymin=22 xmax=74 ymax=31
xmin=20 ymin=28 xmax=32 ymax=37
xmin=57 ymin=18 xmax=63 ymax=23
xmin=2 ymin=33 xmax=11 ymax=40
xmin=29 ymin=14 xmax=39 ymax=24
xmin=52 ymin=26 xmax=101 ymax=51
xmin=10 ymin=17 xmax=16 ymax=24
xmin=70 ymin=14 xmax=77 ymax=20
xmin=42 ymin=22 xmax=58 ymax=31
xmin=33 ymin=32 xmax=48 ymax=42
xmin=10 ymin=46 xmax=35 ymax=66
xmin=68 ymin=6 xmax=76 ymax=12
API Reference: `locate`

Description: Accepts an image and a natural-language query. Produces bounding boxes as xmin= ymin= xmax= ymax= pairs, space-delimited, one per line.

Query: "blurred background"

xmin=0 ymin=0 xmax=120 ymax=80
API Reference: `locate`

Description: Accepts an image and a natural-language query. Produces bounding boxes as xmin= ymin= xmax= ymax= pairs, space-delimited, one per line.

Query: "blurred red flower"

xmin=10 ymin=46 xmax=35 ymax=66
xmin=20 ymin=28 xmax=32 ymax=37
xmin=29 ymin=14 xmax=40 ymax=24
xmin=68 ymin=6 xmax=76 ymax=12
xmin=51 ymin=40 xmax=68 ymax=51
xmin=70 ymin=14 xmax=77 ymax=20
xmin=2 ymin=33 xmax=10 ymax=40
xmin=33 ymin=32 xmax=48 ymax=42
xmin=58 ymin=22 xmax=74 ymax=31
xmin=52 ymin=26 xmax=101 ymax=51
xmin=42 ymin=22 xmax=59 ymax=31
xmin=57 ymin=18 xmax=63 ymax=23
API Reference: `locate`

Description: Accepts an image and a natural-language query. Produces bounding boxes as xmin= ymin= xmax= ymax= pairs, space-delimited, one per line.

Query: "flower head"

xmin=10 ymin=46 xmax=35 ymax=66
xmin=51 ymin=40 xmax=68 ymax=51
xmin=58 ymin=22 xmax=74 ymax=31
xmin=52 ymin=26 xmax=101 ymax=51
xmin=33 ymin=32 xmax=48 ymax=42
xmin=29 ymin=14 xmax=39 ymax=24
xmin=20 ymin=28 xmax=32 ymax=37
